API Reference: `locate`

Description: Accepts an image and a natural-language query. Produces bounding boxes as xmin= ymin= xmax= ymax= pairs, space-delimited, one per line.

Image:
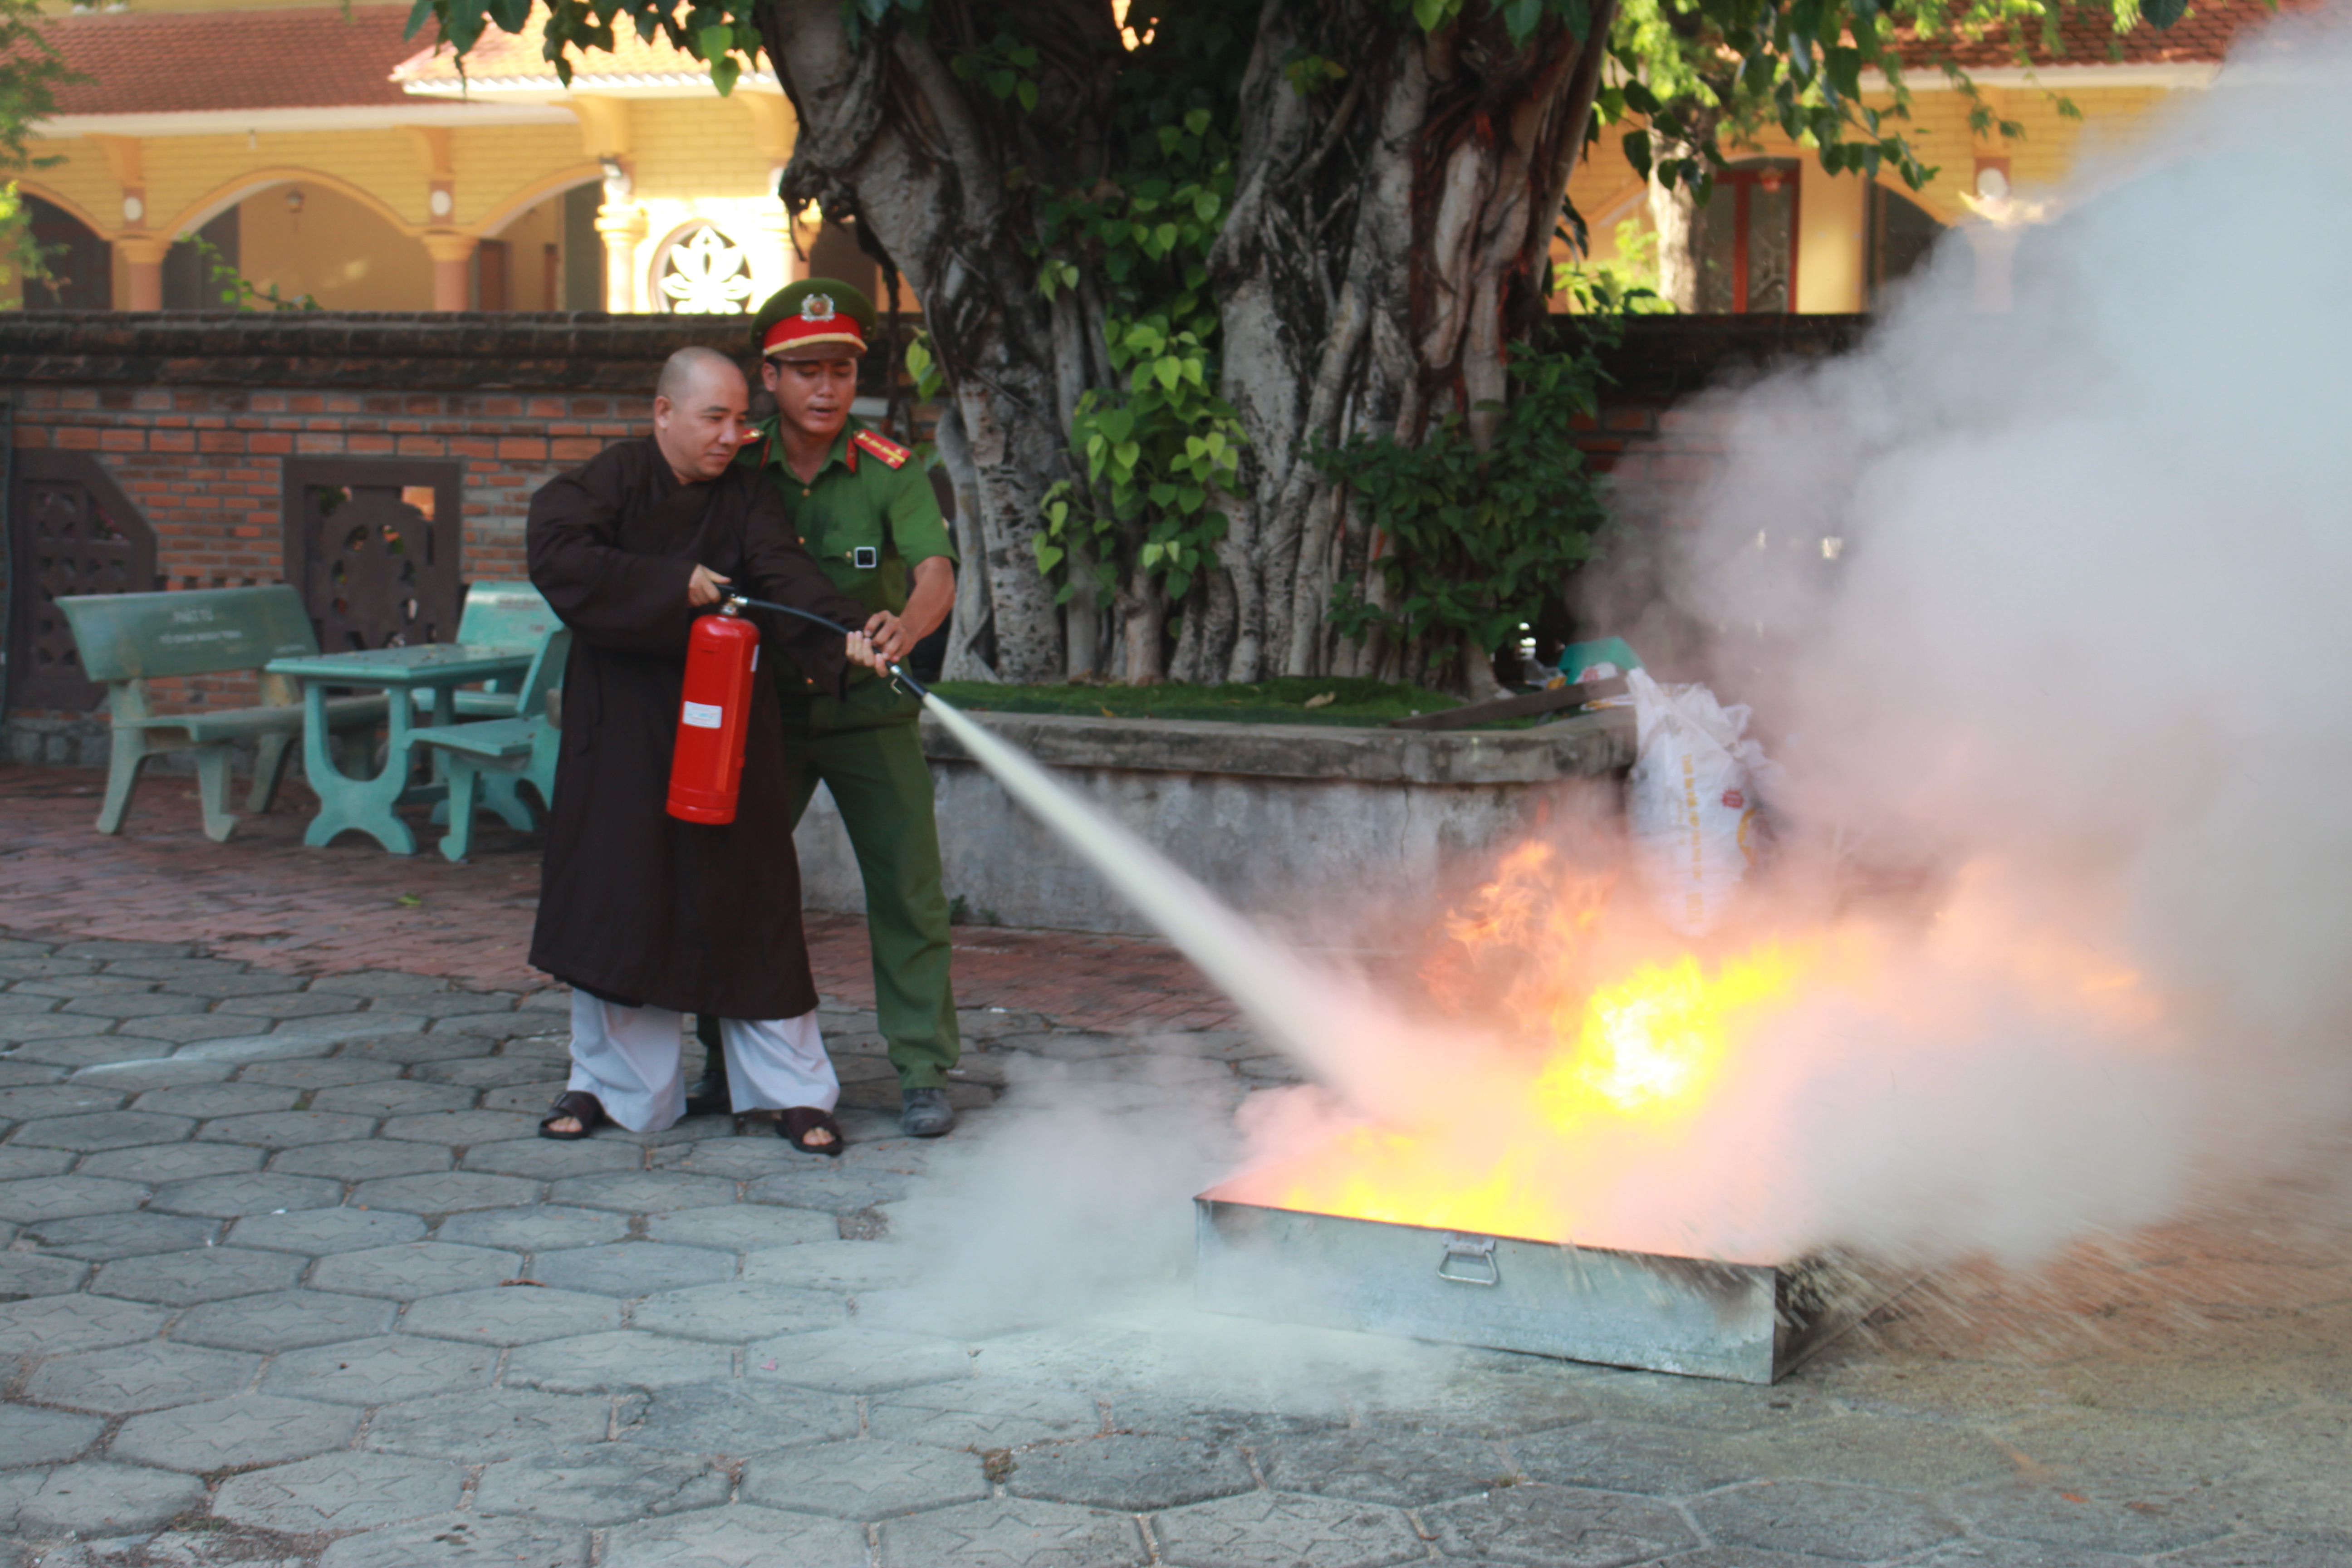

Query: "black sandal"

xmin=539 ymin=1091 xmax=607 ymax=1141
xmin=779 ymin=1107 xmax=845 ymax=1158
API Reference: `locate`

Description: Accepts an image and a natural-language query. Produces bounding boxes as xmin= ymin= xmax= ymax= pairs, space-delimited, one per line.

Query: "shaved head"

xmin=656 ymin=345 xmax=744 ymax=407
xmin=652 ymin=347 xmax=753 ymax=483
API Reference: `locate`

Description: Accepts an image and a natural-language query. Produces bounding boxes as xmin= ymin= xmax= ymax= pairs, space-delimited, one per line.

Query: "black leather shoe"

xmin=901 ymin=1086 xmax=955 ymax=1138
xmin=684 ymin=1057 xmax=730 ymax=1118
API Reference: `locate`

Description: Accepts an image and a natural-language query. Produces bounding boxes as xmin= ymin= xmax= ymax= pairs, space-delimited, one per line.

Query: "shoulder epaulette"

xmin=851 ymin=428 xmax=911 ymax=470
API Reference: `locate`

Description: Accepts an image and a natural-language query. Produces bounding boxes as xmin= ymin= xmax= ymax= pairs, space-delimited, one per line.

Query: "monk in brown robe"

xmin=527 ymin=347 xmax=892 ymax=1149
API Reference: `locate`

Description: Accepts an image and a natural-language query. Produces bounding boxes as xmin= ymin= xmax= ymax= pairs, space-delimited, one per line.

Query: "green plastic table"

xmin=264 ymin=644 xmax=535 ymax=855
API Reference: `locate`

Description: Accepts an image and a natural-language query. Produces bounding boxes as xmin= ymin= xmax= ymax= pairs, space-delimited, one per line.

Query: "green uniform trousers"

xmin=779 ymin=676 xmax=960 ymax=1089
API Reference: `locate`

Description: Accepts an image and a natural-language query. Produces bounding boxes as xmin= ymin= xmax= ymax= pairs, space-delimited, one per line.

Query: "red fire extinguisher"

xmin=666 ymin=600 xmax=760 ymax=825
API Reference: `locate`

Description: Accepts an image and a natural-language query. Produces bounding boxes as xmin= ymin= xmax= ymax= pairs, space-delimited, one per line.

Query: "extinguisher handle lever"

xmin=720 ymin=594 xmax=932 ymax=702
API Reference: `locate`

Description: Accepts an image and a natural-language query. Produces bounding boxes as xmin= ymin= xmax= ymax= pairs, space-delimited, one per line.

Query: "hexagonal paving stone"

xmin=435 ymin=1204 xmax=630 ymax=1252
xmin=146 ymin=970 xmax=308 ymax=998
xmin=1007 ymin=1433 xmax=1254 ymax=1511
xmin=748 ymin=1326 xmax=970 ymax=1394
xmin=0 ymin=1292 xmax=169 ymax=1356
xmin=175 ymin=1289 xmax=398 ymax=1352
xmin=1424 ymin=1485 xmax=1704 ymax=1565
xmin=627 ymin=1280 xmax=844 ymax=1342
xmin=262 ymin=1333 xmax=499 ymax=1406
xmin=348 ymin=1171 xmax=543 ymax=1213
xmin=746 ymin=1166 xmax=913 ymax=1213
xmin=25 ymin=1341 xmax=261 ymax=1413
xmin=60 ymin=992 xmax=212 ymax=1019
xmin=481 ymin=1081 xmax=573 ymax=1114
xmin=149 ymin=1171 xmax=344 ymax=1218
xmin=869 ymin=1378 xmax=1104 ymax=1451
xmin=0 ymin=1014 xmax=109 ymax=1045
xmin=12 ymin=974 xmax=154 ymax=997
xmin=200 ymin=1109 xmax=380 ymax=1147
xmin=740 ymin=1238 xmax=922 ymax=1294
xmin=504 ymin=1330 xmax=735 ymax=1393
xmin=877 ymin=1496 xmax=1150 ymax=1568
xmin=238 ymin=1057 xmax=409 ymax=1088
xmin=601 ymin=1502 xmax=867 ymax=1568
xmin=214 ymin=1450 xmax=463 ymax=1532
xmin=1725 ymin=1413 xmax=2017 ymax=1491
xmin=75 ymin=1140 xmax=262 ymax=1182
xmin=333 ymin=1032 xmax=483 ymax=1064
xmin=73 ymin=1057 xmax=235 ymax=1092
xmin=12 ymin=1032 xmax=176 ymax=1065
xmin=318 ymin=1513 xmax=590 ymax=1568
xmin=462 ymin=1137 xmax=646 ymax=1181
xmin=1691 ymin=1481 xmax=1966 ymax=1563
xmin=0 ymin=1404 xmax=103 ymax=1468
xmin=645 ymin=1203 xmax=837 ymax=1253
xmin=28 ymin=1210 xmax=218 ymax=1259
xmin=368 ymin=1387 xmax=631 ymax=1462
xmin=530 ymin=1243 xmax=735 ymax=1297
xmin=310 ymin=1241 xmax=523 ymax=1300
xmin=132 ymin=1082 xmax=303 ymax=1117
xmin=211 ymin=991 xmax=366 ymax=1019
xmin=740 ymin=1436 xmax=987 ymax=1520
xmin=1504 ymin=1419 xmax=1758 ymax=1499
xmin=12 ymin=1110 xmax=195 ymax=1152
xmin=1152 ymin=1491 xmax=1426 ymax=1568
xmin=6 ymin=1459 xmax=206 ymax=1536
xmin=0 ymin=1146 xmax=74 ymax=1180
xmin=309 ymin=1079 xmax=481 ymax=1117
xmin=1257 ymin=1427 xmax=1521 ymax=1510
xmin=618 ymin=1380 xmax=859 ymax=1457
xmin=402 ymin=1286 xmax=621 ymax=1345
xmin=548 ymin=1170 xmax=740 ymax=1214
xmin=0 ymin=1250 xmax=89 ymax=1299
xmin=0 ymin=1083 xmax=126 ymax=1119
xmin=110 ymin=1392 xmax=361 ymax=1472
xmin=1947 ymin=1477 xmax=2236 ymax=1558
xmin=0 ymin=1175 xmax=150 ymax=1222
xmin=231 ymin=1207 xmax=430 ymax=1255
xmin=474 ymin=1446 xmax=728 ymax=1526
xmin=420 ymin=1055 xmax=580 ymax=1088
xmin=170 ymin=1028 xmax=341 ymax=1060
xmin=90 ymin=1244 xmax=304 ymax=1304
xmin=381 ymin=1109 xmax=543 ymax=1145
xmin=271 ymin=1139 xmax=453 ymax=1180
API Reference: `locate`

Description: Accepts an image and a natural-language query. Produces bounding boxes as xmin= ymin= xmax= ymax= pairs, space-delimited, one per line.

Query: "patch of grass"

xmin=927 ymin=676 xmax=1494 ymax=729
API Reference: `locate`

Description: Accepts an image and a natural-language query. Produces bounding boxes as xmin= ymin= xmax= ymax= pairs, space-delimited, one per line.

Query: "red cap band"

xmin=762 ymin=313 xmax=867 ymax=360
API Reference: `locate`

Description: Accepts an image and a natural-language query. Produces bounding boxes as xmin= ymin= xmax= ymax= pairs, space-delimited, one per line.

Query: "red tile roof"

xmin=43 ymin=6 xmax=423 ymax=115
xmin=1899 ymin=0 xmax=2323 ymax=69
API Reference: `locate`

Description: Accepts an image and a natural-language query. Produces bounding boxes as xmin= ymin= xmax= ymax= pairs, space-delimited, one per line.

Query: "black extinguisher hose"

xmin=719 ymin=593 xmax=934 ymax=700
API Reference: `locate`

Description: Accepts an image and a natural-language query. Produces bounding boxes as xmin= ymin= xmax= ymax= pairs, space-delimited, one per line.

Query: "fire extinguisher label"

xmin=681 ymin=701 xmax=724 ymax=729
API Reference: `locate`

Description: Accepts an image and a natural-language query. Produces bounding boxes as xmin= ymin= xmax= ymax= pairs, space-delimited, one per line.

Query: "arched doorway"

xmin=478 ymin=177 xmax=605 ymax=311
xmin=22 ymin=196 xmax=110 ymax=310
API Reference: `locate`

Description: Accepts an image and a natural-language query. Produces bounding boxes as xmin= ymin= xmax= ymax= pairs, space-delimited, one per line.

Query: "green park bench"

xmin=412 ymin=624 xmax=570 ymax=863
xmin=445 ymin=580 xmax=561 ymax=719
xmin=58 ymin=585 xmax=390 ymax=844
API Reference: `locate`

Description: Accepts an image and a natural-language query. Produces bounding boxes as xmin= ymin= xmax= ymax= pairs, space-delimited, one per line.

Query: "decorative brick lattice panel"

xmin=7 ymin=451 xmax=160 ymax=712
xmin=282 ymin=459 xmax=461 ymax=652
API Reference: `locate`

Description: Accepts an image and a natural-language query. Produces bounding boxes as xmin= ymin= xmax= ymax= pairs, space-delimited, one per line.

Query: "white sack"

xmin=1625 ymin=669 xmax=1770 ymax=935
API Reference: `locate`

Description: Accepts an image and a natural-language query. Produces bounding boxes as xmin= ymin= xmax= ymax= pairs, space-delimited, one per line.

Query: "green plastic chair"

xmin=411 ymin=626 xmax=571 ymax=862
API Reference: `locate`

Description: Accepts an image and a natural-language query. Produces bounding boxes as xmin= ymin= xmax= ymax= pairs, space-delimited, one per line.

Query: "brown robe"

xmin=526 ymin=437 xmax=870 ymax=1019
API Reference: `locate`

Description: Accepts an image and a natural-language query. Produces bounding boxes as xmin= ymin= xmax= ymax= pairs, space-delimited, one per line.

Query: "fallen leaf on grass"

xmin=1303 ymin=692 xmax=1337 ymax=710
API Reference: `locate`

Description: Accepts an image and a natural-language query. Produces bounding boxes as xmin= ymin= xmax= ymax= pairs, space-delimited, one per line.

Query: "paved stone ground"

xmin=0 ymin=764 xmax=2347 ymax=1566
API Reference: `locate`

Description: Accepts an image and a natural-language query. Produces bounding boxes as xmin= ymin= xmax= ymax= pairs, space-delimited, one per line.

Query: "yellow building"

xmin=12 ymin=0 xmax=889 ymax=314
xmin=1564 ymin=0 xmax=2289 ymax=312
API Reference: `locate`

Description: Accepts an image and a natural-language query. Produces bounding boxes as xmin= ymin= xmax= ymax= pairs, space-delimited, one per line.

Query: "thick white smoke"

xmin=1608 ymin=1 xmax=2352 ymax=1261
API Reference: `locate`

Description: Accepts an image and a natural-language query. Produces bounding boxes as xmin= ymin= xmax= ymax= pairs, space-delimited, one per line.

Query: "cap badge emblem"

xmin=800 ymin=293 xmax=837 ymax=323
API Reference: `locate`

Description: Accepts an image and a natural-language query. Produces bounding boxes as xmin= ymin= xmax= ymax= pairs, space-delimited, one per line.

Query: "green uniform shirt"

xmin=743 ymin=414 xmax=956 ymax=621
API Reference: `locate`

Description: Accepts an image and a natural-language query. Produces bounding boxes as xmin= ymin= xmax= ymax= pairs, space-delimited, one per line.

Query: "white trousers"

xmin=566 ymin=992 xmax=838 ymax=1133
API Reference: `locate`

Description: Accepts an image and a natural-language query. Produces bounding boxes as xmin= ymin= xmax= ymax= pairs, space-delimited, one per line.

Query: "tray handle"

xmin=1438 ymin=1235 xmax=1500 ymax=1287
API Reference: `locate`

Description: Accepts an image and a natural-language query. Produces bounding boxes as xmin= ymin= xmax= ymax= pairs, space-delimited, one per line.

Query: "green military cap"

xmin=751 ymin=278 xmax=877 ymax=363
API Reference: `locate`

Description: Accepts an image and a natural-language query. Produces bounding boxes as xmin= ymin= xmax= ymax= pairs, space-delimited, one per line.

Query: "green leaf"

xmin=1501 ymin=0 xmax=1541 ymax=44
xmin=1621 ymin=129 xmax=1652 ymax=181
xmin=1033 ymin=539 xmax=1064 ymax=573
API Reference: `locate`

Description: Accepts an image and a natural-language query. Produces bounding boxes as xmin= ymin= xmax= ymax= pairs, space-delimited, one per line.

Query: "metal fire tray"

xmin=1195 ymin=1191 xmax=1887 ymax=1384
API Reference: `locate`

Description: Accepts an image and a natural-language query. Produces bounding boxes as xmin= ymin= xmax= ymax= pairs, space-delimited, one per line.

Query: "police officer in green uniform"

xmin=688 ymin=279 xmax=964 ymax=1139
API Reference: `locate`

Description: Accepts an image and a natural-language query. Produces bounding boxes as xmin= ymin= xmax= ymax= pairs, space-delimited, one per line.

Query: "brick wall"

xmin=0 ymin=311 xmax=755 ymax=760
